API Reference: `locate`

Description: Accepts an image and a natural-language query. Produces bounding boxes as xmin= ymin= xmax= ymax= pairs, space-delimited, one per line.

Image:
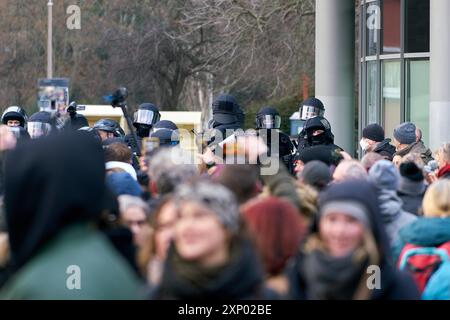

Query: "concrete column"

xmin=429 ymin=0 xmax=450 ymax=151
xmin=315 ymin=0 xmax=355 ymax=153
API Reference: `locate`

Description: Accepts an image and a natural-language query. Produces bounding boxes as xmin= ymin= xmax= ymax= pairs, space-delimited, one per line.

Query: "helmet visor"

xmin=134 ymin=110 xmax=160 ymax=126
xmin=28 ymin=122 xmax=52 ymax=139
xmin=300 ymin=105 xmax=324 ymax=121
xmin=256 ymin=115 xmax=281 ymax=129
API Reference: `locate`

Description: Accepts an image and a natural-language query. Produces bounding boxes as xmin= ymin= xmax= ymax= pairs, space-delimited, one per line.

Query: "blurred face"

xmin=294 ymin=160 xmax=305 ymax=175
xmin=175 ymin=201 xmax=229 ymax=267
xmin=7 ymin=120 xmax=21 ymax=127
xmin=319 ymin=212 xmax=365 ymax=258
xmin=122 ymin=206 xmax=150 ymax=247
xmin=98 ymin=130 xmax=114 ymax=141
xmin=154 ymin=201 xmax=178 ymax=260
xmin=312 ymin=129 xmax=324 ymax=136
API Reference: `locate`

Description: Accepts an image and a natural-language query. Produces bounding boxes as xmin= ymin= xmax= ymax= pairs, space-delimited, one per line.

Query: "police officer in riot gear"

xmin=152 ymin=120 xmax=178 ymax=133
xmin=297 ymin=97 xmax=326 ymax=150
xmin=93 ymin=118 xmax=125 ymax=142
xmin=133 ymin=103 xmax=161 ymax=138
xmin=210 ymin=94 xmax=244 ymax=134
xmin=65 ymin=101 xmax=89 ymax=130
xmin=27 ymin=111 xmax=54 ymax=139
xmin=206 ymin=94 xmax=245 ymax=149
xmin=2 ymin=106 xmax=28 ymax=129
xmin=255 ymin=106 xmax=296 ymax=174
xmin=303 ymin=116 xmax=342 ymax=150
xmin=125 ymin=103 xmax=161 ymax=159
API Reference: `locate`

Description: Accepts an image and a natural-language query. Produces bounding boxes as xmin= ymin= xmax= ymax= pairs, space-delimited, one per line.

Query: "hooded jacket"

xmin=287 ymin=180 xmax=419 ymax=300
xmin=0 ymin=131 xmax=142 ymax=299
xmin=392 ymin=218 xmax=450 ymax=264
xmin=368 ymin=160 xmax=417 ymax=246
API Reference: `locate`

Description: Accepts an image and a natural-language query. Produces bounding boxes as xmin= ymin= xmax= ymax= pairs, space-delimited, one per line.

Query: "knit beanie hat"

xmin=175 ymin=180 xmax=240 ymax=234
xmin=368 ymin=159 xmax=400 ymax=191
xmin=300 ymin=160 xmax=332 ymax=190
xmin=393 ymin=122 xmax=416 ymax=145
xmin=363 ymin=123 xmax=385 ymax=142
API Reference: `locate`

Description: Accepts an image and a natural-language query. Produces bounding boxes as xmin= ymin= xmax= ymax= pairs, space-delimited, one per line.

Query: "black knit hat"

xmin=362 ymin=123 xmax=385 ymax=142
xmin=399 ymin=162 xmax=424 ymax=182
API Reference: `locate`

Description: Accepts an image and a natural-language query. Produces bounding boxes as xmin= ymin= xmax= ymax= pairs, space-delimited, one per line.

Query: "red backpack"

xmin=397 ymin=241 xmax=450 ymax=293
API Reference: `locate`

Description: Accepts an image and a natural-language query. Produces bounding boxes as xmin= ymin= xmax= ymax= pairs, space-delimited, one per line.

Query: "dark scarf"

xmin=158 ymin=237 xmax=264 ymax=300
xmin=300 ymin=238 xmax=371 ymax=300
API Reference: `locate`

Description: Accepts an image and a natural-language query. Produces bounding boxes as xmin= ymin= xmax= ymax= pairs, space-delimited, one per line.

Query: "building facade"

xmin=315 ymin=0 xmax=450 ymax=153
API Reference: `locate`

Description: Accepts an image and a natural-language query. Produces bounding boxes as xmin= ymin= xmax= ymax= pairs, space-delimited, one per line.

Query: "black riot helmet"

xmin=93 ymin=118 xmax=125 ymax=138
xmin=212 ymin=94 xmax=244 ymax=126
xmin=2 ymin=106 xmax=28 ymax=128
xmin=153 ymin=120 xmax=178 ymax=132
xmin=149 ymin=128 xmax=180 ymax=147
xmin=27 ymin=111 xmax=53 ymax=139
xmin=299 ymin=97 xmax=325 ymax=121
xmin=255 ymin=106 xmax=281 ymax=130
xmin=133 ymin=103 xmax=161 ymax=128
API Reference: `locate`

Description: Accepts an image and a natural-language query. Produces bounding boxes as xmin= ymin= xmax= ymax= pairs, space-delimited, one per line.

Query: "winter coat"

xmin=377 ymin=190 xmax=417 ymax=245
xmin=0 ymin=223 xmax=143 ymax=299
xmin=287 ymin=180 xmax=420 ymax=300
xmin=395 ymin=141 xmax=434 ymax=165
xmin=373 ymin=139 xmax=396 ymax=161
xmin=0 ymin=131 xmax=143 ymax=299
xmin=397 ymin=179 xmax=427 ymax=216
xmin=392 ymin=218 xmax=450 ymax=264
xmin=261 ymin=161 xmax=301 ymax=211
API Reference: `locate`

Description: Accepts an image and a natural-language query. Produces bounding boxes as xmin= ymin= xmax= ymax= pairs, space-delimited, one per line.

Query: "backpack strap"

xmin=399 ymin=247 xmax=450 ymax=270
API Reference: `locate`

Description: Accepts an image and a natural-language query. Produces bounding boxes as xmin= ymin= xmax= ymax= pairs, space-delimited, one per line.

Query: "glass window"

xmin=405 ymin=0 xmax=430 ymax=53
xmin=367 ymin=61 xmax=378 ymax=124
xmin=366 ymin=2 xmax=380 ymax=56
xmin=407 ymin=60 xmax=429 ymax=146
xmin=382 ymin=0 xmax=401 ymax=54
xmin=382 ymin=60 xmax=401 ymax=140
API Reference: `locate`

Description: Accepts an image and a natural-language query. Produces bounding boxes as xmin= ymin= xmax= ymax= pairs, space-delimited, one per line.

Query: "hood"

xmin=398 ymin=217 xmax=450 ymax=246
xmin=377 ymin=190 xmax=404 ymax=223
xmin=4 ymin=131 xmax=109 ymax=272
xmin=315 ymin=180 xmax=391 ymax=260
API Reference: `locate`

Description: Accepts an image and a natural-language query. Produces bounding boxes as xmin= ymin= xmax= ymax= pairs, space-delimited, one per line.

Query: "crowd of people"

xmin=0 ymin=94 xmax=449 ymax=300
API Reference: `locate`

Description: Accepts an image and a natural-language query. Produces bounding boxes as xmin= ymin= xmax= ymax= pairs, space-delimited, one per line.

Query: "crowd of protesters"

xmin=0 ymin=95 xmax=449 ymax=300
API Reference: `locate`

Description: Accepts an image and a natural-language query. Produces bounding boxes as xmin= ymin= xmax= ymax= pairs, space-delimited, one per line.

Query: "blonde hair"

xmin=436 ymin=142 xmax=450 ymax=164
xmin=423 ymin=180 xmax=450 ymax=217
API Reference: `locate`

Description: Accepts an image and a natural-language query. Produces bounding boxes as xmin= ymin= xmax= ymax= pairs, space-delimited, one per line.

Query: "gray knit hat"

xmin=368 ymin=159 xmax=400 ymax=191
xmin=393 ymin=122 xmax=416 ymax=145
xmin=320 ymin=200 xmax=371 ymax=229
xmin=174 ymin=180 xmax=240 ymax=234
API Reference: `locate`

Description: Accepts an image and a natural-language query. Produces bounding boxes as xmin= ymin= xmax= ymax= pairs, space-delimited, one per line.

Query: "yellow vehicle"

xmin=77 ymin=105 xmax=202 ymax=152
